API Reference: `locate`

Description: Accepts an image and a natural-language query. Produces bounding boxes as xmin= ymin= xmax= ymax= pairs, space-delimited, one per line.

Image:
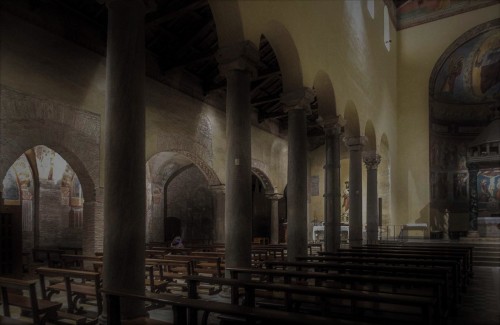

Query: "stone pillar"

xmin=210 ymin=184 xmax=225 ymax=244
xmin=266 ymin=193 xmax=283 ymax=244
xmin=322 ymin=117 xmax=345 ymax=253
xmin=363 ymin=152 xmax=381 ymax=245
xmin=467 ymin=162 xmax=479 ymax=232
xmin=102 ymin=0 xmax=146 ymax=319
xmin=281 ymin=88 xmax=314 ymax=261
xmin=344 ymin=136 xmax=367 ymax=247
xmin=217 ymin=41 xmax=258 ymax=277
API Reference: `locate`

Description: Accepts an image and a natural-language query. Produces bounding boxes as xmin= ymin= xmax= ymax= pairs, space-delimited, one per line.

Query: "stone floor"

xmin=3 ymin=266 xmax=500 ymax=324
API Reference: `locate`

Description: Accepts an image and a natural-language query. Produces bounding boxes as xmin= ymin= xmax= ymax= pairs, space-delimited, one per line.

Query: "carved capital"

xmin=281 ymin=87 xmax=315 ymax=114
xmin=217 ymin=41 xmax=259 ymax=78
xmin=343 ymin=136 xmax=367 ymax=150
xmin=320 ymin=115 xmax=346 ymax=135
xmin=466 ymin=162 xmax=480 ymax=172
xmin=363 ymin=152 xmax=381 ymax=170
xmin=266 ymin=193 xmax=284 ymax=201
xmin=210 ymin=184 xmax=226 ymax=194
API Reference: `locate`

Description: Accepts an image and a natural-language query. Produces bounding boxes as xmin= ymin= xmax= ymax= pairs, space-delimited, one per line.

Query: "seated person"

xmin=170 ymin=236 xmax=184 ymax=248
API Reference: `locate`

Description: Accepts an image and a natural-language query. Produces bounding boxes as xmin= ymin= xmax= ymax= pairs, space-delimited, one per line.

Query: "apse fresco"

xmin=396 ymin=0 xmax=498 ymax=29
xmin=433 ymin=28 xmax=500 ymax=104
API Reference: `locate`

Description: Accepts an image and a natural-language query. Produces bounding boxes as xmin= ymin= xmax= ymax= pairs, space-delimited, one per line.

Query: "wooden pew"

xmin=145 ymin=259 xmax=193 ymax=293
xmin=296 ymin=254 xmax=462 ymax=304
xmin=356 ymin=244 xmax=474 ymax=279
xmin=0 ymin=277 xmax=62 ymax=324
xmin=0 ymin=316 xmax=31 ymax=325
xmin=60 ymin=254 xmax=103 ymax=270
xmin=263 ymin=260 xmax=457 ymax=312
xmin=102 ymin=288 xmax=348 ymax=325
xmin=325 ymin=249 xmax=469 ymax=287
xmin=32 ymin=248 xmax=65 ymax=268
xmin=36 ymin=266 xmax=102 ymax=318
xmin=222 ymin=269 xmax=439 ymax=324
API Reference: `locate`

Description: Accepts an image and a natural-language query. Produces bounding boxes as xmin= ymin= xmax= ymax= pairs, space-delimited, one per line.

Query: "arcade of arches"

xmin=0 ymin=0 xmax=499 ymax=322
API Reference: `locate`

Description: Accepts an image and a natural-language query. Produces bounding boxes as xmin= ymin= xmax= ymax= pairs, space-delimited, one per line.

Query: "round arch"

xmin=313 ymin=70 xmax=337 ymax=119
xmin=260 ymin=20 xmax=303 ymax=93
xmin=364 ymin=120 xmax=377 ymax=153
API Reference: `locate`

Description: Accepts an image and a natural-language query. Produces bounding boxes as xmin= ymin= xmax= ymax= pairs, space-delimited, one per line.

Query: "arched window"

xmin=367 ymin=0 xmax=375 ymax=19
xmin=384 ymin=5 xmax=391 ymax=51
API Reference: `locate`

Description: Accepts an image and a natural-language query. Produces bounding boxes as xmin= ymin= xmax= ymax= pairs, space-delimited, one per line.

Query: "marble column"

xmin=217 ymin=41 xmax=258 ymax=277
xmin=281 ymin=88 xmax=315 ymax=261
xmin=210 ymin=184 xmax=225 ymax=244
xmin=266 ymin=193 xmax=283 ymax=244
xmin=322 ymin=117 xmax=345 ymax=253
xmin=102 ymin=0 xmax=146 ymax=319
xmin=467 ymin=163 xmax=479 ymax=232
xmin=363 ymin=152 xmax=381 ymax=245
xmin=344 ymin=136 xmax=367 ymax=247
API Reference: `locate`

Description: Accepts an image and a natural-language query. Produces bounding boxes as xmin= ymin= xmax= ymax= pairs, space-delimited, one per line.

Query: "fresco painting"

xmin=434 ymin=28 xmax=500 ymax=104
xmin=396 ymin=0 xmax=498 ymax=29
xmin=477 ymin=169 xmax=500 ymax=203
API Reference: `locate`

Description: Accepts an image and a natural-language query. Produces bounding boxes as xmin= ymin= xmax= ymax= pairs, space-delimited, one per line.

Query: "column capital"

xmin=216 ymin=41 xmax=259 ymax=78
xmin=280 ymin=87 xmax=315 ymax=114
xmin=363 ymin=152 xmax=381 ymax=170
xmin=320 ymin=115 xmax=346 ymax=134
xmin=343 ymin=136 xmax=367 ymax=150
xmin=210 ymin=184 xmax=226 ymax=194
xmin=266 ymin=193 xmax=284 ymax=201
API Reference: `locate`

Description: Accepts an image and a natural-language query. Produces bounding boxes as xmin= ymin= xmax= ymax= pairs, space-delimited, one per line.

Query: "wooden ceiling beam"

xmin=146 ymin=1 xmax=208 ymax=27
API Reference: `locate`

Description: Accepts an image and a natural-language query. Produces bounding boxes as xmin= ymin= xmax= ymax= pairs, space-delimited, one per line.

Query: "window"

xmin=367 ymin=0 xmax=375 ymax=19
xmin=384 ymin=5 xmax=391 ymax=51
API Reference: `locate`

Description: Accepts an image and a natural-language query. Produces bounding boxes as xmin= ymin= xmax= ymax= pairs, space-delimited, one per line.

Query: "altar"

xmin=312 ymin=225 xmax=349 ymax=243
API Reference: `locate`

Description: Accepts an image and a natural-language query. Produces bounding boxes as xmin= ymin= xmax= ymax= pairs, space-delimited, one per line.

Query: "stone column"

xmin=363 ymin=152 xmax=381 ymax=245
xmin=217 ymin=41 xmax=258 ymax=277
xmin=266 ymin=193 xmax=283 ymax=244
xmin=467 ymin=163 xmax=479 ymax=232
xmin=102 ymin=0 xmax=146 ymax=319
xmin=344 ymin=136 xmax=367 ymax=247
xmin=281 ymin=88 xmax=314 ymax=261
xmin=322 ymin=117 xmax=345 ymax=253
xmin=210 ymin=184 xmax=225 ymax=244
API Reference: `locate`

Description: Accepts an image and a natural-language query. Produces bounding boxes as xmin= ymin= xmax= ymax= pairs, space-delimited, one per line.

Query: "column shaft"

xmin=266 ymin=193 xmax=283 ymax=245
xmin=211 ymin=185 xmax=225 ymax=244
xmin=224 ymin=69 xmax=253 ymax=274
xmin=287 ymin=108 xmax=308 ymax=260
xmin=324 ymin=124 xmax=342 ymax=252
xmin=467 ymin=164 xmax=479 ymax=231
xmin=364 ymin=153 xmax=381 ymax=245
xmin=344 ymin=137 xmax=366 ymax=247
xmin=102 ymin=0 xmax=146 ymax=319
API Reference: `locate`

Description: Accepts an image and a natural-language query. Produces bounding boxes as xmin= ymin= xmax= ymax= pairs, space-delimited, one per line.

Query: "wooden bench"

xmin=36 ymin=266 xmax=102 ymax=317
xmin=263 ymin=259 xmax=457 ymax=313
xmin=145 ymin=259 xmax=193 ymax=293
xmin=32 ymin=248 xmax=65 ymax=268
xmin=60 ymin=254 xmax=103 ymax=270
xmin=224 ymin=268 xmax=439 ymax=324
xmin=0 ymin=276 xmax=61 ymax=324
xmin=357 ymin=244 xmax=474 ymax=279
xmin=297 ymin=254 xmax=463 ymax=305
xmin=0 ymin=316 xmax=31 ymax=325
xmin=102 ymin=288 xmax=350 ymax=325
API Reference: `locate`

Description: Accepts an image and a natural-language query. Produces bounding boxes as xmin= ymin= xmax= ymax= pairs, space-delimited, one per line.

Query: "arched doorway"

xmin=1 ymin=145 xmax=85 ymax=259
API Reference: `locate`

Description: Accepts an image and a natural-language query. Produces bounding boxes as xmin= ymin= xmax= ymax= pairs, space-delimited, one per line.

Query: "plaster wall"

xmin=237 ymin=0 xmax=398 ymax=234
xmin=396 ymin=4 xmax=500 ymax=225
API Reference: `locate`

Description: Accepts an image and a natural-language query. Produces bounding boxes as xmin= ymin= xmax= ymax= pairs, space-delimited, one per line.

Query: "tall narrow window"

xmin=367 ymin=0 xmax=375 ymax=19
xmin=384 ymin=5 xmax=391 ymax=51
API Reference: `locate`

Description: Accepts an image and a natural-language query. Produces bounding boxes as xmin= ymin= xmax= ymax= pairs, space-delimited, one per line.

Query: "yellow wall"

xmin=396 ymin=4 xmax=500 ymax=225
